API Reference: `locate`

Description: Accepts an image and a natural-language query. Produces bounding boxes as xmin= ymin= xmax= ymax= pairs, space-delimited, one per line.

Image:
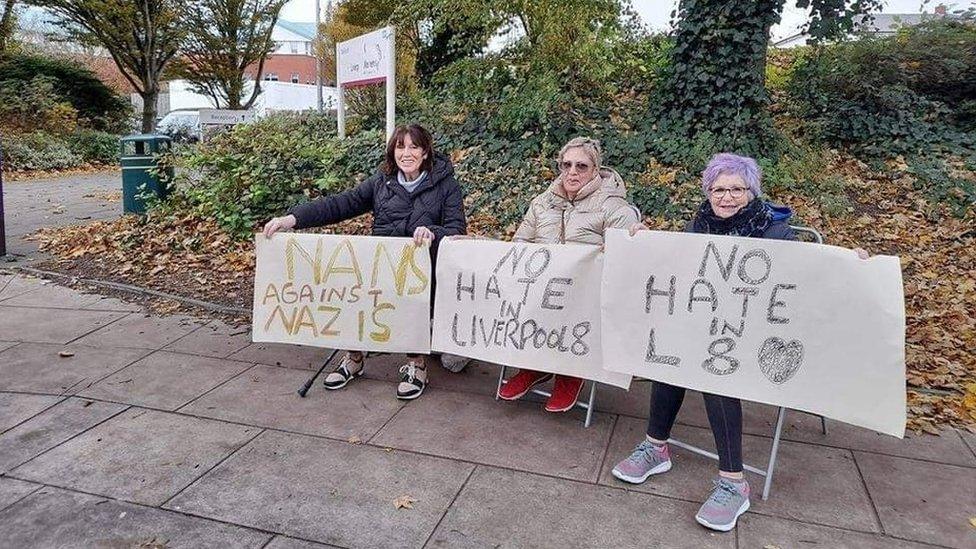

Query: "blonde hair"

xmin=558 ymin=137 xmax=602 ymax=172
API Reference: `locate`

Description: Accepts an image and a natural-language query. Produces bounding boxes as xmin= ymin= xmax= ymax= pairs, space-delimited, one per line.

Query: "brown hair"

xmin=383 ymin=124 xmax=434 ymax=176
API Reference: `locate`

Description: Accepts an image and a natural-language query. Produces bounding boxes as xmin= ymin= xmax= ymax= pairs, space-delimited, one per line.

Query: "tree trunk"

xmin=659 ymin=0 xmax=783 ymax=156
xmin=0 ymin=0 xmax=17 ymax=51
xmin=141 ymin=89 xmax=158 ymax=133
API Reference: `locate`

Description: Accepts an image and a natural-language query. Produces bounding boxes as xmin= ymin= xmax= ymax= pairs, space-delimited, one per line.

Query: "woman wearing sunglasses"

xmin=496 ymin=136 xmax=639 ymax=412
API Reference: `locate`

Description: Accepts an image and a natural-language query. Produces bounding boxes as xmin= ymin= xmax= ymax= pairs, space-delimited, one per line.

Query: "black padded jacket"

xmin=288 ymin=151 xmax=467 ymax=260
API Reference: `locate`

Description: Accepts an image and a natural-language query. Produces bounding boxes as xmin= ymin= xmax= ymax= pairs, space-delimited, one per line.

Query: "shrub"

xmin=0 ymin=52 xmax=131 ymax=133
xmin=786 ymin=19 xmax=976 ymax=157
xmin=66 ymin=130 xmax=120 ymax=164
xmin=0 ymin=75 xmax=79 ymax=133
xmin=3 ymin=132 xmax=81 ymax=171
xmin=173 ymin=112 xmax=385 ymax=238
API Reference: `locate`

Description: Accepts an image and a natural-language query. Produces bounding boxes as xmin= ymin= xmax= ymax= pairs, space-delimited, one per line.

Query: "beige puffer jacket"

xmin=513 ymin=168 xmax=639 ymax=245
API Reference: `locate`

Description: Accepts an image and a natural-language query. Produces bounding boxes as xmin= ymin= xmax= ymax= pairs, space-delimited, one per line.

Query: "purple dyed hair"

xmin=701 ymin=153 xmax=762 ymax=197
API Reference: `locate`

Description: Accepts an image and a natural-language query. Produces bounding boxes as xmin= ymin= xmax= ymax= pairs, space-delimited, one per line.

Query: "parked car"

xmin=156 ymin=109 xmax=200 ymax=143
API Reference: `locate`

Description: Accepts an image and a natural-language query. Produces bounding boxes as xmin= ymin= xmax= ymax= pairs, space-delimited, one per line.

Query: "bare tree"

xmin=171 ymin=0 xmax=287 ymax=110
xmin=31 ymin=0 xmax=187 ymax=132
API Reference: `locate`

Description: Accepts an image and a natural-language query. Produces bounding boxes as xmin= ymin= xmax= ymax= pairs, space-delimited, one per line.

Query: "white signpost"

xmin=335 ymin=26 xmax=395 ymax=140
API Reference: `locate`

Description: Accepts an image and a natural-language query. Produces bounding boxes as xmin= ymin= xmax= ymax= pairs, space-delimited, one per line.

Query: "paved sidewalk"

xmin=1 ymin=169 xmax=123 ymax=260
xmin=0 ymin=273 xmax=974 ymax=548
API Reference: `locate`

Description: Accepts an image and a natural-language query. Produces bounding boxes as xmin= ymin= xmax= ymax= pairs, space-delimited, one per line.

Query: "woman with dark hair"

xmin=263 ymin=124 xmax=467 ymax=400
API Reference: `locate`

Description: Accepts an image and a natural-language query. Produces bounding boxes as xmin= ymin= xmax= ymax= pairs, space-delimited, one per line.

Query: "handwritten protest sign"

xmin=432 ymin=239 xmax=632 ymax=388
xmin=253 ymin=234 xmax=431 ymax=353
xmin=601 ymin=229 xmax=905 ymax=437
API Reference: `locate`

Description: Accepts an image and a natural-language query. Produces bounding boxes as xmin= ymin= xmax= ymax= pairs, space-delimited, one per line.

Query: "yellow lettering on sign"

xmin=370 ymin=242 xmax=429 ymax=296
xmin=285 ymin=237 xmax=323 ymax=284
xmin=262 ymin=283 xmax=280 ymax=305
xmin=264 ymin=305 xmax=297 ymax=333
xmin=322 ymin=239 xmax=363 ymax=286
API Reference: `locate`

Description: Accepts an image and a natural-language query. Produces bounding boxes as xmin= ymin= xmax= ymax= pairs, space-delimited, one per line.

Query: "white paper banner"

xmin=432 ymin=239 xmax=632 ymax=389
xmin=601 ymin=229 xmax=906 ymax=437
xmin=252 ymin=234 xmax=431 ymax=353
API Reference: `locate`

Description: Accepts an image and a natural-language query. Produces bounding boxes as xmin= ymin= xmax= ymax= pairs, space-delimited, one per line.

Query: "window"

xmin=264 ymin=73 xmax=278 ymax=81
xmin=291 ymin=73 xmax=300 ymax=84
xmin=290 ymin=42 xmax=299 ymax=54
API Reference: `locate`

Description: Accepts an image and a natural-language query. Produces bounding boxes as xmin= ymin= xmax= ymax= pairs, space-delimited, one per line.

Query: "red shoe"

xmin=498 ymin=370 xmax=553 ymax=401
xmin=545 ymin=376 xmax=585 ymax=412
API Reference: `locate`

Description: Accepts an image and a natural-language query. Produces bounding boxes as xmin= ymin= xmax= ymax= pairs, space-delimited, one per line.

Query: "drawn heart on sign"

xmin=758 ymin=337 xmax=804 ymax=384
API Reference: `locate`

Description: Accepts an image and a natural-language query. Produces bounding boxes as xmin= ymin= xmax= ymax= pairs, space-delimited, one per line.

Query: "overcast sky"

xmin=280 ymin=0 xmax=974 ymax=41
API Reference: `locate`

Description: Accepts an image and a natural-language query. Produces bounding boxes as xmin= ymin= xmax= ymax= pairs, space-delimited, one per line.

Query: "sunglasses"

xmin=559 ymin=161 xmax=593 ymax=172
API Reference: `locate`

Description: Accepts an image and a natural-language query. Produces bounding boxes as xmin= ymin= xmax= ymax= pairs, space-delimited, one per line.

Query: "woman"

xmin=611 ymin=152 xmax=868 ymax=532
xmin=496 ymin=137 xmax=639 ymax=412
xmin=263 ymin=124 xmax=466 ymax=400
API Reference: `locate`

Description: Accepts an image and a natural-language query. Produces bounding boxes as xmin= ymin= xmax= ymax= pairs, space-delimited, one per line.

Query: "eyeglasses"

xmin=559 ymin=161 xmax=592 ymax=172
xmin=709 ymin=187 xmax=749 ymax=199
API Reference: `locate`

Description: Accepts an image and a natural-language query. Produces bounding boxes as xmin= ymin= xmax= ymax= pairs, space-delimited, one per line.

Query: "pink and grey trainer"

xmin=611 ymin=439 xmax=673 ymax=484
xmin=695 ymin=477 xmax=751 ymax=532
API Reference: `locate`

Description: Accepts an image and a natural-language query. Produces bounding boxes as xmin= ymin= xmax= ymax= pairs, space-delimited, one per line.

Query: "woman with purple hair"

xmin=610 ymin=152 xmax=795 ymax=532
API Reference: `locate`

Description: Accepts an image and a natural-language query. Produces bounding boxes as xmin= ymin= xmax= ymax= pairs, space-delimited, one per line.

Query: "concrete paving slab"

xmin=599 ymin=415 xmax=879 ymax=532
xmin=0 ymin=487 xmax=271 ymax=548
xmin=228 ymin=342 xmax=331 ymax=370
xmin=779 ymin=412 xmax=975 ymax=467
xmin=0 ymin=393 xmax=62 ymax=432
xmin=0 ymin=276 xmax=45 ymax=301
xmin=265 ymin=536 xmax=338 ymax=549
xmin=957 ymin=429 xmax=976 ymax=458
xmin=371 ymin=389 xmax=614 ymax=482
xmin=164 ymin=320 xmax=253 ymax=358
xmin=0 ymin=340 xmax=19 ymax=353
xmin=855 ymin=451 xmax=976 ymax=548
xmin=738 ymin=513 xmax=933 ymax=548
xmin=0 ymin=305 xmax=126 ymax=344
xmin=180 ymin=364 xmax=404 ymax=441
xmin=0 ymin=397 xmax=127 ymax=473
xmin=0 ymin=342 xmax=149 ymax=395
xmin=1 ymin=283 xmax=105 ymax=309
xmin=79 ymin=351 xmax=253 ymax=411
xmin=11 ymin=408 xmax=258 ymax=506
xmin=0 ymin=477 xmax=41 ymax=511
xmin=428 ymin=466 xmax=733 ymax=549
xmin=81 ymin=295 xmax=144 ymax=312
xmin=164 ymin=430 xmax=473 ymax=549
xmin=590 ymin=381 xmax=652 ymax=418
xmin=71 ymin=313 xmax=206 ymax=349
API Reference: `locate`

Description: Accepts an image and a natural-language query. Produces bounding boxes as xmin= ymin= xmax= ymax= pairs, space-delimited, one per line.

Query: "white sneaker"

xmin=323 ymin=353 xmax=365 ymax=390
xmin=396 ymin=361 xmax=427 ymax=400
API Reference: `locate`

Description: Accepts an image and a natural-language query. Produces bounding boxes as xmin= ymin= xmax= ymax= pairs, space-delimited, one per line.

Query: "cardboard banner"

xmin=432 ymin=239 xmax=632 ymax=389
xmin=601 ymin=229 xmax=906 ymax=437
xmin=252 ymin=234 xmax=431 ymax=353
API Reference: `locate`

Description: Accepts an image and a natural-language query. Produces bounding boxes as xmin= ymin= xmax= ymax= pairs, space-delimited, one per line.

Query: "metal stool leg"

xmin=584 ymin=382 xmax=596 ymax=428
xmin=496 ymin=364 xmax=507 ymax=400
xmin=762 ymin=407 xmax=788 ymax=501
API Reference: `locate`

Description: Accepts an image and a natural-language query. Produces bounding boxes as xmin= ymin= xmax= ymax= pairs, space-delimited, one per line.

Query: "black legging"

xmin=646 ymin=382 xmax=743 ymax=473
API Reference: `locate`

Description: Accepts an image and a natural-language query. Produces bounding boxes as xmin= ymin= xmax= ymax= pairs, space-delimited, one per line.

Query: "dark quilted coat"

xmin=288 ymin=151 xmax=467 ymax=258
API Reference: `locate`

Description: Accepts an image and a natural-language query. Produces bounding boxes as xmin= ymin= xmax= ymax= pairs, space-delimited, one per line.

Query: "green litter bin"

xmin=121 ymin=134 xmax=174 ymax=214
